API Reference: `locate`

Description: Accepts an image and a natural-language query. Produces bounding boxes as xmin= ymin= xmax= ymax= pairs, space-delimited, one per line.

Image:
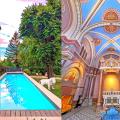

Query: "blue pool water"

xmin=0 ymin=73 xmax=58 ymax=110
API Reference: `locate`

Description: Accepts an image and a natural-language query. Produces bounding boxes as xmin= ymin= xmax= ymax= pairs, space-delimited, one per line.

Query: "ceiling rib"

xmin=77 ymin=22 xmax=120 ymax=40
xmin=90 ymin=31 xmax=120 ymax=43
xmin=89 ymin=31 xmax=111 ymax=41
xmin=80 ymin=0 xmax=105 ymax=31
xmin=96 ymin=42 xmax=110 ymax=55
xmin=89 ymin=31 xmax=120 ymax=54
xmin=113 ymin=35 xmax=120 ymax=41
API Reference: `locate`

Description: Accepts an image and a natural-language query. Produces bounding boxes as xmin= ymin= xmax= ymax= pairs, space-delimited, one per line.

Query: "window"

xmin=113 ymin=97 xmax=118 ymax=104
xmin=107 ymin=97 xmax=111 ymax=103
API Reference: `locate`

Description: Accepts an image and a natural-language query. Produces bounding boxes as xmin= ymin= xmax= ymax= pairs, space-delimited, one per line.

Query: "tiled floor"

xmin=62 ymin=106 xmax=101 ymax=120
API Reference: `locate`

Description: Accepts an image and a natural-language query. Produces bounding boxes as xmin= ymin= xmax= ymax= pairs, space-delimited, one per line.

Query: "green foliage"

xmin=0 ymin=60 xmax=15 ymax=75
xmin=2 ymin=0 xmax=61 ymax=76
xmin=0 ymin=60 xmax=16 ymax=67
xmin=19 ymin=0 xmax=61 ymax=76
xmin=5 ymin=32 xmax=20 ymax=66
xmin=18 ymin=37 xmax=39 ymax=67
xmin=23 ymin=68 xmax=31 ymax=75
xmin=19 ymin=0 xmax=61 ymax=40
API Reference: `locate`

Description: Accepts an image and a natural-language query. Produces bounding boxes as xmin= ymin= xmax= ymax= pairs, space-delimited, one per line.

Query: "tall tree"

xmin=5 ymin=32 xmax=20 ymax=67
xmin=19 ymin=0 xmax=61 ymax=77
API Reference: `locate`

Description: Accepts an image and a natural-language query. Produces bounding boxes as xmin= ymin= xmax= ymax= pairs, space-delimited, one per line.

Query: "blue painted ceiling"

xmin=81 ymin=0 xmax=120 ymax=55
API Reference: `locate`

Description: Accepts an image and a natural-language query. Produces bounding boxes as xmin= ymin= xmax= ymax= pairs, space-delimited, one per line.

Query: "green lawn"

xmin=31 ymin=76 xmax=61 ymax=98
xmin=50 ymin=78 xmax=61 ymax=98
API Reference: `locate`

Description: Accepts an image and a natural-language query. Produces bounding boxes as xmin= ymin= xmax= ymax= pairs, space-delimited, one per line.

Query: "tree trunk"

xmin=15 ymin=54 xmax=19 ymax=68
xmin=46 ymin=64 xmax=54 ymax=78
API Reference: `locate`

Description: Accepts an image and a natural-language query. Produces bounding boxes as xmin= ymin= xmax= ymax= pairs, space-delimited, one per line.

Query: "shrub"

xmin=23 ymin=69 xmax=31 ymax=75
xmin=31 ymin=71 xmax=36 ymax=75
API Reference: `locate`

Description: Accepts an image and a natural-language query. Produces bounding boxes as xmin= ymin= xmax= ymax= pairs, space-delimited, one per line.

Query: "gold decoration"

xmin=107 ymin=47 xmax=115 ymax=52
xmin=103 ymin=9 xmax=119 ymax=33
xmin=64 ymin=68 xmax=80 ymax=83
xmin=93 ymin=38 xmax=101 ymax=46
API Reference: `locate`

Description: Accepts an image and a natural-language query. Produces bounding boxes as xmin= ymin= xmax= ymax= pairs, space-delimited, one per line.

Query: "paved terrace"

xmin=62 ymin=106 xmax=101 ymax=120
xmin=0 ymin=110 xmax=61 ymax=120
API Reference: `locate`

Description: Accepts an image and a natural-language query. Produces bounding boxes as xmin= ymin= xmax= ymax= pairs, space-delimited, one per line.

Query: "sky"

xmin=0 ymin=0 xmax=47 ymax=60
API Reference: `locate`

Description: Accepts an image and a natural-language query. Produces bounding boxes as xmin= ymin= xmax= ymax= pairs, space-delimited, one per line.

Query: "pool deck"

xmin=0 ymin=110 xmax=61 ymax=120
xmin=0 ymin=72 xmax=61 ymax=120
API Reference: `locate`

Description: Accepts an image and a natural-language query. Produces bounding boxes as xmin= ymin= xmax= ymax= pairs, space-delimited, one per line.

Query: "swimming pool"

xmin=0 ymin=73 xmax=58 ymax=110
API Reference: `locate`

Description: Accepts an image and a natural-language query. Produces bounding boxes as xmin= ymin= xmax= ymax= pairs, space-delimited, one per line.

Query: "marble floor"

xmin=62 ymin=106 xmax=101 ymax=120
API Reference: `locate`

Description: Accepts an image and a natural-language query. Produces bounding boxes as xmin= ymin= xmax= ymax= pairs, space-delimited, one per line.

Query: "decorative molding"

xmin=62 ymin=36 xmax=80 ymax=48
xmin=86 ymin=66 xmax=100 ymax=75
xmin=71 ymin=0 xmax=83 ymax=38
xmin=103 ymin=8 xmax=120 ymax=21
xmin=62 ymin=0 xmax=81 ymax=39
xmin=103 ymin=8 xmax=120 ymax=33
xmin=93 ymin=37 xmax=101 ymax=46
xmin=99 ymin=52 xmax=120 ymax=72
xmin=62 ymin=0 xmax=73 ymax=33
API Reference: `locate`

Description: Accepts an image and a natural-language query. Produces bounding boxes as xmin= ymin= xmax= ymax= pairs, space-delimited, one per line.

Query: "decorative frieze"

xmin=86 ymin=66 xmax=100 ymax=75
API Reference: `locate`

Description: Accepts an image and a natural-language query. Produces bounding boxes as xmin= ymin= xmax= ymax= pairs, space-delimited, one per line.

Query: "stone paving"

xmin=62 ymin=106 xmax=101 ymax=120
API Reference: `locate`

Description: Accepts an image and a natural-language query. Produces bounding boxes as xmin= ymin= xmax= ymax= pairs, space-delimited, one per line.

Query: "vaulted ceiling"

xmin=79 ymin=0 xmax=120 ymax=55
xmin=62 ymin=0 xmax=120 ymax=58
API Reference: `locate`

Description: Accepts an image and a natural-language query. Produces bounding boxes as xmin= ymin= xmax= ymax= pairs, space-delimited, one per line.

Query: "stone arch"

xmin=62 ymin=0 xmax=82 ymax=38
xmin=63 ymin=61 xmax=84 ymax=79
xmin=62 ymin=61 xmax=85 ymax=97
xmin=63 ymin=67 xmax=80 ymax=84
xmin=62 ymin=0 xmax=73 ymax=33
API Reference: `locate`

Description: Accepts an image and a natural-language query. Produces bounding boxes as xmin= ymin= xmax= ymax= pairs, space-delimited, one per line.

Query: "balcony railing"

xmin=103 ymin=91 xmax=120 ymax=108
xmin=103 ymin=91 xmax=120 ymax=95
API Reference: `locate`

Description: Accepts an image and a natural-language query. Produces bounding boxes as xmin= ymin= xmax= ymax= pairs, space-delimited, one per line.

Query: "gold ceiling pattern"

xmin=103 ymin=9 xmax=119 ymax=33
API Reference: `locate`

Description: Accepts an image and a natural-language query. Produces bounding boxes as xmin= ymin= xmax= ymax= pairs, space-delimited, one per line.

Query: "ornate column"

xmin=97 ymin=70 xmax=103 ymax=106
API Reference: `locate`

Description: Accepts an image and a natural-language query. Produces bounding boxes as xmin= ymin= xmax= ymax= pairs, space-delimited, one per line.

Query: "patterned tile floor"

xmin=62 ymin=106 xmax=101 ymax=120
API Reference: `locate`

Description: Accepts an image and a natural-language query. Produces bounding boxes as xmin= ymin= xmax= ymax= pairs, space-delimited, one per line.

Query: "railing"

xmin=103 ymin=91 xmax=120 ymax=107
xmin=103 ymin=91 xmax=120 ymax=95
xmin=100 ymin=66 xmax=120 ymax=70
xmin=6 ymin=67 xmax=23 ymax=72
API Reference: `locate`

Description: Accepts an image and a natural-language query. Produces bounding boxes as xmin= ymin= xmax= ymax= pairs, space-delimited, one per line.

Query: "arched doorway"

xmin=62 ymin=61 xmax=84 ymax=113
